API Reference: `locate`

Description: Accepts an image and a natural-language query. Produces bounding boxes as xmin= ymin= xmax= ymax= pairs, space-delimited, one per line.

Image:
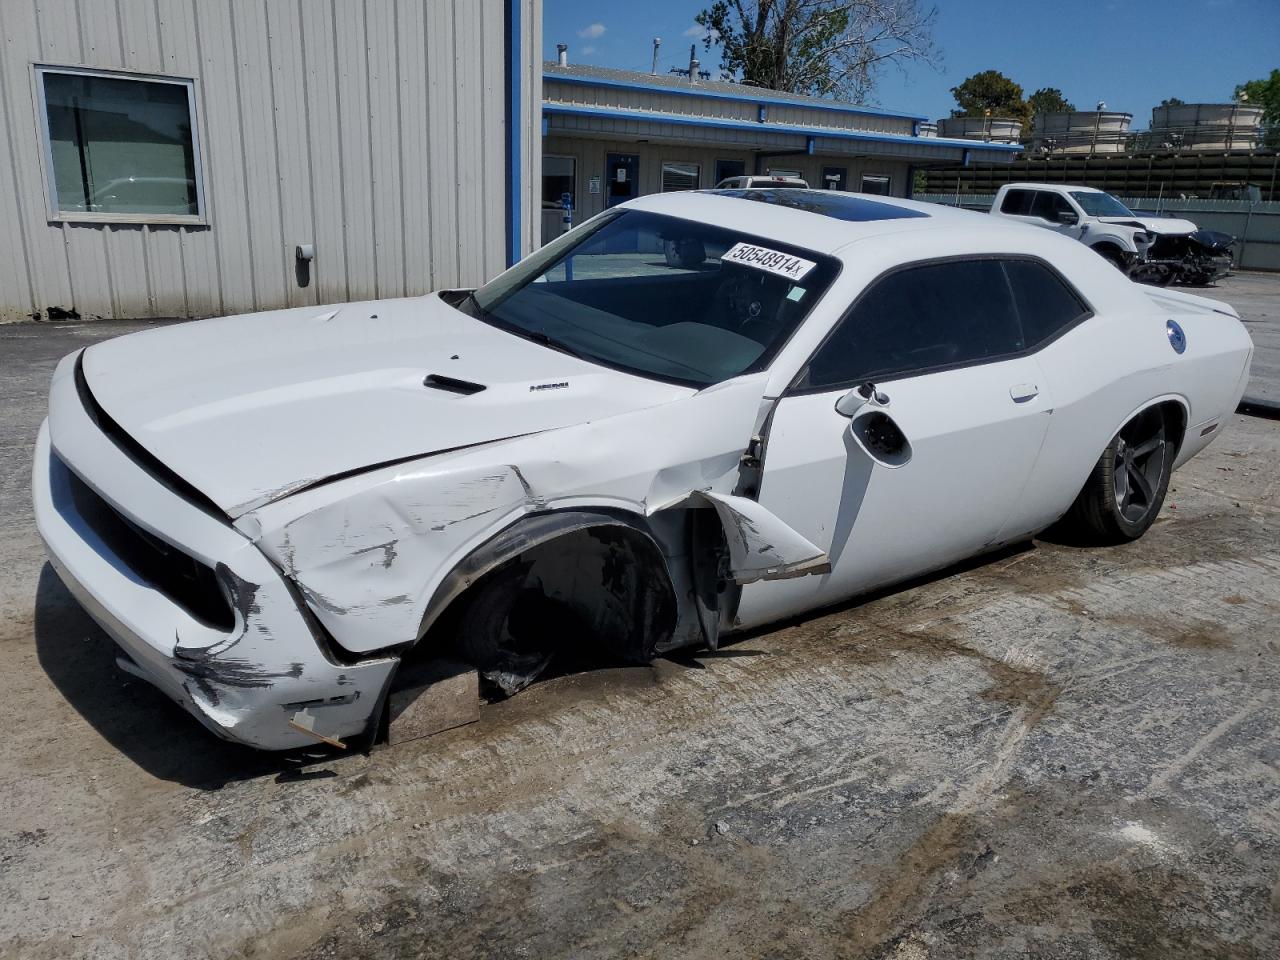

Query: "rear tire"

xmin=1058 ymin=406 xmax=1174 ymax=544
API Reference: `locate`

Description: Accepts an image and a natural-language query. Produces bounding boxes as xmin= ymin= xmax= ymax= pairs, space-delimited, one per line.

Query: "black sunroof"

xmin=707 ymin=189 xmax=930 ymax=221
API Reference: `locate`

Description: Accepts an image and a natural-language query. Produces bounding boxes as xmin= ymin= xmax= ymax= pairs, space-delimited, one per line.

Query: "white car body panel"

xmin=740 ymin=353 xmax=1050 ymax=629
xmin=81 ymin=296 xmax=690 ymax=517
xmin=33 ymin=190 xmax=1253 ymax=749
xmin=1097 ymin=215 xmax=1199 ymax=236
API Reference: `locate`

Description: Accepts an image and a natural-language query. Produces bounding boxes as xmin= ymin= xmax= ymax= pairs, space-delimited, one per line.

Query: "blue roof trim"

xmin=543 ymin=71 xmax=930 ymax=123
xmin=542 ymin=103 xmax=1024 ymax=155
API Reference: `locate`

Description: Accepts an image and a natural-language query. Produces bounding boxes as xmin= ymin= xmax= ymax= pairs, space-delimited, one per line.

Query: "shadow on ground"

xmin=32 ymin=563 xmax=322 ymax=789
xmin=31 ymin=539 xmax=1043 ymax=786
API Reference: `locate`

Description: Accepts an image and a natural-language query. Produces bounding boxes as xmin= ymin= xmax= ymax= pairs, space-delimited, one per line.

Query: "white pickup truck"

xmin=989 ymin=183 xmax=1233 ymax=286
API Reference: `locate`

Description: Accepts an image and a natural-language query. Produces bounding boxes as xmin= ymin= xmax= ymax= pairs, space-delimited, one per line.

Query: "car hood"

xmin=1097 ymin=216 xmax=1199 ymax=236
xmin=81 ymin=294 xmax=692 ymax=517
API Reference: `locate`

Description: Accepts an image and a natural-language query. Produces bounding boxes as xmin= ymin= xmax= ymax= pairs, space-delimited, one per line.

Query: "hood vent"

xmin=423 ymin=373 xmax=486 ymax=396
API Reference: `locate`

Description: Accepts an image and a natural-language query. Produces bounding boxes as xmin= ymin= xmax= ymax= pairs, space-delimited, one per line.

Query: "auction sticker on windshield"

xmin=722 ymin=242 xmax=816 ymax=281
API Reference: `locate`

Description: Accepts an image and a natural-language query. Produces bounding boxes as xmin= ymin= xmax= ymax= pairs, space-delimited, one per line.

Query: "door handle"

xmin=1010 ymin=383 xmax=1039 ymax=403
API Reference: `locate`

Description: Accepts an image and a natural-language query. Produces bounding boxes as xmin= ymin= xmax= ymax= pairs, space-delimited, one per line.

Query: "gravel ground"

xmin=0 ymin=300 xmax=1277 ymax=960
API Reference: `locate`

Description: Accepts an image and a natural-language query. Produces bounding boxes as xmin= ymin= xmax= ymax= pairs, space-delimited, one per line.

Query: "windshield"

xmin=465 ymin=210 xmax=839 ymax=387
xmin=1070 ymin=191 xmax=1134 ymax=218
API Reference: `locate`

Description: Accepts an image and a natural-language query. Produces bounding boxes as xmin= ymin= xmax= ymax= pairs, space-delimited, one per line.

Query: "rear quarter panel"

xmin=1016 ymin=274 xmax=1252 ymax=533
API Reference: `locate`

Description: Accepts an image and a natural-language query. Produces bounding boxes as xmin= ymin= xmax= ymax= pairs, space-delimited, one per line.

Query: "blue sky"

xmin=544 ymin=0 xmax=1280 ymax=125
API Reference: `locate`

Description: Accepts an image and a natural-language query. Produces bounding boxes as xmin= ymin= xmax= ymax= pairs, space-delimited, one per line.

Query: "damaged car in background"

xmin=991 ymin=183 xmax=1236 ymax=286
xmin=33 ymin=189 xmax=1253 ymax=751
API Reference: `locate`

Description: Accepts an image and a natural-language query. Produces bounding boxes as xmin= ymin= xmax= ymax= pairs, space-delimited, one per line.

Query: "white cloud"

xmin=580 ymin=45 xmax=596 ymax=55
xmin=578 ymin=22 xmax=606 ymax=39
xmin=684 ymin=24 xmax=720 ymax=42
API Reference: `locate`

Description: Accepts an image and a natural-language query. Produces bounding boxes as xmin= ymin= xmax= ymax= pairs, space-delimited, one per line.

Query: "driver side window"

xmin=798 ymin=259 xmax=1024 ymax=391
xmin=1030 ymin=191 xmax=1072 ymax=222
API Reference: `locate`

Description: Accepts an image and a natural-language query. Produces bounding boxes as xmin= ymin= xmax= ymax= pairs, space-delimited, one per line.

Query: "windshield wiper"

xmin=463 ymin=291 xmax=586 ymax=360
xmin=509 ymin=326 xmax=586 ymax=360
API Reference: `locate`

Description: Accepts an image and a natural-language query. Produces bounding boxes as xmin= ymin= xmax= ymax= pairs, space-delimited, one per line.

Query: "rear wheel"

xmin=1059 ymin=406 xmax=1174 ymax=544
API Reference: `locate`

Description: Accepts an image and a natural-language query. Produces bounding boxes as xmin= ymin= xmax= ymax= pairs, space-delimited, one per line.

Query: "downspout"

xmin=505 ymin=0 xmax=523 ymax=266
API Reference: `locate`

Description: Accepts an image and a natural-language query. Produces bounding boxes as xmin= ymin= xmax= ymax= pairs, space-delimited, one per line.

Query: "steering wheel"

xmin=714 ymin=267 xmax=785 ymax=339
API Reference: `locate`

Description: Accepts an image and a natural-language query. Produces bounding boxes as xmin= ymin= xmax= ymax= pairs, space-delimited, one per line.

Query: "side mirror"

xmin=849 ymin=411 xmax=913 ymax=468
xmin=834 ymin=381 xmax=888 ymax=418
xmin=1056 ymin=210 xmax=1079 ymax=225
xmin=835 ymin=383 xmax=911 ymax=467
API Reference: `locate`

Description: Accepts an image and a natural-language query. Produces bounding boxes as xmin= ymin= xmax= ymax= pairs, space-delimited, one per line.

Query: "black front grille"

xmin=62 ymin=463 xmax=235 ymax=630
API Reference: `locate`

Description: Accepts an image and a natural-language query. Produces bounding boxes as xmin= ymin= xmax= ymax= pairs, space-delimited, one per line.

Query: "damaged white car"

xmin=34 ymin=190 xmax=1253 ymax=750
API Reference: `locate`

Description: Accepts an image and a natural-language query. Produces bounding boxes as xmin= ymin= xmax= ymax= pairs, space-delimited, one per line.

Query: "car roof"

xmin=1005 ymin=182 xmax=1103 ymax=194
xmin=621 ymin=188 xmax=1025 ymax=255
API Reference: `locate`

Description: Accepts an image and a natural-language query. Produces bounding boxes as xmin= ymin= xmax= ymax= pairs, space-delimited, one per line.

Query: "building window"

xmin=661 ymin=161 xmax=699 ymax=192
xmin=821 ymin=166 xmax=848 ymax=191
xmin=860 ymin=174 xmax=892 ymax=196
xmin=714 ymin=159 xmax=745 ymax=184
xmin=542 ymin=155 xmax=576 ymax=210
xmin=37 ymin=66 xmax=203 ymax=221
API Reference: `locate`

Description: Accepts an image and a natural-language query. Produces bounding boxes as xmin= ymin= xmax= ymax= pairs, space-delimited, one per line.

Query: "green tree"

xmin=1235 ymin=69 xmax=1280 ymax=148
xmin=951 ymin=69 xmax=1029 ymax=126
xmin=1027 ymin=87 xmax=1075 ymax=119
xmin=1159 ymin=97 xmax=1186 ymax=107
xmin=694 ymin=0 xmax=938 ymax=102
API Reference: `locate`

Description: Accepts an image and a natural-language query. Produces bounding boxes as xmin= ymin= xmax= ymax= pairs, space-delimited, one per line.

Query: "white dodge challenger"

xmin=34 ymin=190 xmax=1253 ymax=750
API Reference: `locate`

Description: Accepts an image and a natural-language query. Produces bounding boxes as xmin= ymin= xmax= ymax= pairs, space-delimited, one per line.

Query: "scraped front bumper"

xmin=32 ymin=354 xmax=397 ymax=750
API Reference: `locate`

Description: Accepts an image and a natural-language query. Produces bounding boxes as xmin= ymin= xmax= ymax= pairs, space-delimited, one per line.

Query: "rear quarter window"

xmin=1004 ymin=259 xmax=1091 ymax=347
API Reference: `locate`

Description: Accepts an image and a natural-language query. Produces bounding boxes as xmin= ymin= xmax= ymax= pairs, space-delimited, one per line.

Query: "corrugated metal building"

xmin=0 ymin=6 xmax=1024 ymax=323
xmin=0 ymin=0 xmax=541 ymax=322
xmin=539 ymin=61 xmax=1022 ymax=240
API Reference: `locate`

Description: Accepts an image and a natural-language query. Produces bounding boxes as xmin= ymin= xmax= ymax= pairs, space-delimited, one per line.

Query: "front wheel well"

xmin=417 ymin=516 xmax=680 ymax=692
xmin=1090 ymin=241 xmax=1133 ymax=263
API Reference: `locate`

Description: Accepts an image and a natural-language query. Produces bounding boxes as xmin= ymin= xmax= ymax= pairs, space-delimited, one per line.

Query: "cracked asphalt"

xmin=1 ymin=277 xmax=1278 ymax=959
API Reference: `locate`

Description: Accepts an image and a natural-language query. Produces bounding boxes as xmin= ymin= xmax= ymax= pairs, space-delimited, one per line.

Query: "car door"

xmin=998 ymin=188 xmax=1046 ymax=230
xmin=1032 ymin=192 xmax=1086 ymax=239
xmin=734 ymin=258 xmax=1054 ymax=630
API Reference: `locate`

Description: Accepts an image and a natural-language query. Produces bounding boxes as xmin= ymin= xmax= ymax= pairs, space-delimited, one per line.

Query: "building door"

xmin=715 ymin=159 xmax=746 ymax=185
xmin=605 ymin=153 xmax=640 ymax=207
xmin=821 ymin=166 xmax=848 ymax=191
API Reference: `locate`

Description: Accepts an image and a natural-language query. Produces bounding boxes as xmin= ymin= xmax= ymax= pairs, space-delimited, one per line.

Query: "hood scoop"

xmin=423 ymin=373 xmax=486 ymax=396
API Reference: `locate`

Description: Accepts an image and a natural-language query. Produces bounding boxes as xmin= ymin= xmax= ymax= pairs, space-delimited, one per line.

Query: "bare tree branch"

xmin=699 ymin=0 xmax=937 ymax=101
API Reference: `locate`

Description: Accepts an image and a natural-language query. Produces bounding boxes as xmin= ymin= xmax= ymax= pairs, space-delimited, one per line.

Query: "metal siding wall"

xmin=266 ymin=0 xmax=318 ymax=309
xmin=161 ymin=2 xmax=221 ymax=318
xmin=424 ymin=0 xmax=459 ymax=286
xmin=0 ymin=0 xmax=528 ymax=321
xmin=0 ymin=3 xmax=57 ymax=321
xmin=395 ymin=0 xmax=432 ymax=295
